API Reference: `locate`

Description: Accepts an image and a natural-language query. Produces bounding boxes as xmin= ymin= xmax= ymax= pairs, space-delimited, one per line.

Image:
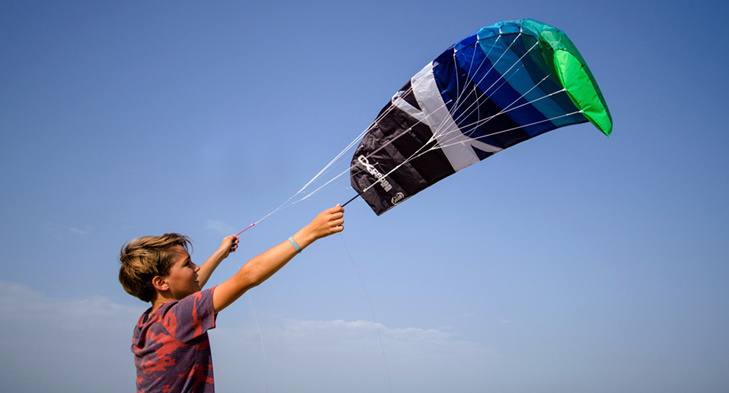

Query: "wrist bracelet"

xmin=288 ymin=236 xmax=302 ymax=253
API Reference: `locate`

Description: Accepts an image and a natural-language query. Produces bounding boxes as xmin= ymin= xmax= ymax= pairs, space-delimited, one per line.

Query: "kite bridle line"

xmin=237 ymin=28 xmax=582 ymax=233
xmin=264 ymin=32 xmax=576 ymax=219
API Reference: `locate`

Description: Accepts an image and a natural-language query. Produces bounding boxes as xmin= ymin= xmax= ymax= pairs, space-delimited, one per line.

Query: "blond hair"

xmin=118 ymin=233 xmax=192 ymax=302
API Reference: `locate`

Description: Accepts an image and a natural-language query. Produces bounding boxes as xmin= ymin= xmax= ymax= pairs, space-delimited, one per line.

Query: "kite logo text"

xmin=357 ymin=155 xmax=393 ymax=192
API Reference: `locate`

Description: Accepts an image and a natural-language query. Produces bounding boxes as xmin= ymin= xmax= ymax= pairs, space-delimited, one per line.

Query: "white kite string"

xmin=244 ymin=30 xmax=580 ymax=229
xmin=247 ymin=84 xmax=420 ymax=225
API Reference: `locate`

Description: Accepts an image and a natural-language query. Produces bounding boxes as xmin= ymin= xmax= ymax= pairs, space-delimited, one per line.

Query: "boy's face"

xmin=163 ymin=245 xmax=201 ymax=300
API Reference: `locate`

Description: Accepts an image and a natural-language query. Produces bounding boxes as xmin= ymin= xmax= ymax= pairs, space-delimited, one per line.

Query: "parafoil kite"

xmin=349 ymin=19 xmax=612 ymax=215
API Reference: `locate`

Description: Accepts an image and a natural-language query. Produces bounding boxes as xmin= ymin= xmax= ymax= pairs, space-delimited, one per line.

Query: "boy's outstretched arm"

xmin=198 ymin=235 xmax=239 ymax=288
xmin=213 ymin=204 xmax=344 ymax=313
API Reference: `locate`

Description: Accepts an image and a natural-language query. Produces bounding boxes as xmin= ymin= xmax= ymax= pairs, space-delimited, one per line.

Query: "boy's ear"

xmin=152 ymin=276 xmax=169 ymax=292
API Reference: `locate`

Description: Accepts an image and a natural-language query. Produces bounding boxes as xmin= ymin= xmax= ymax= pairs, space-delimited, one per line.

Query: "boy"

xmin=118 ymin=204 xmax=345 ymax=392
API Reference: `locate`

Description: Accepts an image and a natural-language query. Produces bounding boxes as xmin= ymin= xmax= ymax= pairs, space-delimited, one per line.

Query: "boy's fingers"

xmin=228 ymin=235 xmax=239 ymax=252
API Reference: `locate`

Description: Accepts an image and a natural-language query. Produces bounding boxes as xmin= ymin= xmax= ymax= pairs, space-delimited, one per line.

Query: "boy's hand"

xmin=197 ymin=235 xmax=239 ymax=289
xmin=306 ymin=204 xmax=345 ymax=240
xmin=213 ymin=204 xmax=345 ymax=313
xmin=220 ymin=235 xmax=239 ymax=257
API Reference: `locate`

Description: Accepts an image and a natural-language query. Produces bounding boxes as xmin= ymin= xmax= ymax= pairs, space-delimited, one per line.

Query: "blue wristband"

xmin=288 ymin=236 xmax=302 ymax=253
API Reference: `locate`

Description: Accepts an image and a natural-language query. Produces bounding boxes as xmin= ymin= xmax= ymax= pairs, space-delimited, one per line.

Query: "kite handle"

xmin=341 ymin=194 xmax=360 ymax=208
xmin=236 ymin=223 xmax=255 ymax=236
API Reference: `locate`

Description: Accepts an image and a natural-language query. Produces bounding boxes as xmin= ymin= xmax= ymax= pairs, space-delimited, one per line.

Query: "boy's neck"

xmin=151 ymin=294 xmax=175 ymax=312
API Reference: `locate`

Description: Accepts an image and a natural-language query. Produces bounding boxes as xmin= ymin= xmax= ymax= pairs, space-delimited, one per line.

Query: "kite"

xmin=349 ymin=19 xmax=612 ymax=215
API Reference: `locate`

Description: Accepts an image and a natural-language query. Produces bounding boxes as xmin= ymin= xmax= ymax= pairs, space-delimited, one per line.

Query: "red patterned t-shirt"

xmin=132 ymin=287 xmax=217 ymax=393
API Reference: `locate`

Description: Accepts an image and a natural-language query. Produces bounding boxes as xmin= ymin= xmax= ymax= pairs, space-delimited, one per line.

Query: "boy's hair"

xmin=119 ymin=233 xmax=192 ymax=302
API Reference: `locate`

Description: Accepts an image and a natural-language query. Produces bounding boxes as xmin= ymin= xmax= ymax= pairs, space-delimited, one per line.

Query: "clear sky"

xmin=2 ymin=0 xmax=728 ymax=392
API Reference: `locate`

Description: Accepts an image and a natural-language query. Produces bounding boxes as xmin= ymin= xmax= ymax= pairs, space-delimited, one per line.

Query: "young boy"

xmin=118 ymin=204 xmax=345 ymax=392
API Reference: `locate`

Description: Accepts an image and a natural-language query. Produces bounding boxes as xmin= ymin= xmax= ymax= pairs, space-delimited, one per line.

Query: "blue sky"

xmin=2 ymin=0 xmax=728 ymax=392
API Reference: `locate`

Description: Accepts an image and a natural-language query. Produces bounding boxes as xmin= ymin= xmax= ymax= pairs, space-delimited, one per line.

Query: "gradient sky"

xmin=2 ymin=1 xmax=728 ymax=392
